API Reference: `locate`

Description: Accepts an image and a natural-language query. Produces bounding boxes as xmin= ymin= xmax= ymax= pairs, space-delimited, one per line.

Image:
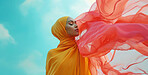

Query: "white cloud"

xmin=70 ymin=0 xmax=95 ymax=16
xmin=84 ymin=0 xmax=96 ymax=6
xmin=20 ymin=0 xmax=43 ymax=15
xmin=0 ymin=24 xmax=15 ymax=44
xmin=42 ymin=8 xmax=66 ymax=29
xmin=18 ymin=50 xmax=45 ymax=75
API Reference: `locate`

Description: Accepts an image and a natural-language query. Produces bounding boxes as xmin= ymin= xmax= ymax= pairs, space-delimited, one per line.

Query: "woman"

xmin=46 ymin=16 xmax=91 ymax=75
xmin=45 ymin=16 xmax=122 ymax=75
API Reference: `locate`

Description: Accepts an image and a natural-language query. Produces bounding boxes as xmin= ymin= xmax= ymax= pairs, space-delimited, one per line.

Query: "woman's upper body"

xmin=46 ymin=16 xmax=91 ymax=75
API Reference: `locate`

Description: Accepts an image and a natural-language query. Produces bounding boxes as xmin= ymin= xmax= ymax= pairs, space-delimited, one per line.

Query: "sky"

xmin=0 ymin=0 xmax=95 ymax=75
xmin=1 ymin=0 xmax=148 ymax=75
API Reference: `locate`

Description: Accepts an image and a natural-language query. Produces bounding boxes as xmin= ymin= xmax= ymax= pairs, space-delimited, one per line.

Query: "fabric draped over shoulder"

xmin=46 ymin=16 xmax=91 ymax=75
xmin=75 ymin=0 xmax=148 ymax=75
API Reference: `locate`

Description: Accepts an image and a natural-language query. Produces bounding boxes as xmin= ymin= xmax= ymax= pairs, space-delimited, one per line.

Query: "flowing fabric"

xmin=46 ymin=16 xmax=91 ymax=75
xmin=75 ymin=0 xmax=148 ymax=75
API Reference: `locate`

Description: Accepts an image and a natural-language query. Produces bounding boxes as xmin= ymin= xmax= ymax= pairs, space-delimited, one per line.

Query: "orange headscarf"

xmin=46 ymin=16 xmax=91 ymax=75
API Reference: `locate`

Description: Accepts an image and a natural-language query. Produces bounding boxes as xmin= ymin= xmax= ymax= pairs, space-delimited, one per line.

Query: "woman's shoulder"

xmin=47 ymin=48 xmax=57 ymax=56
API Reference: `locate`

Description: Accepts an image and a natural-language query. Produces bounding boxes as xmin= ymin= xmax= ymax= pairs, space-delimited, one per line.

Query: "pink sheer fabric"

xmin=75 ymin=0 xmax=148 ymax=75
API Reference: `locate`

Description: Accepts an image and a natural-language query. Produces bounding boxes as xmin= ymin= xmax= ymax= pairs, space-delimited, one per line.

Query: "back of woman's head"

xmin=51 ymin=16 xmax=69 ymax=40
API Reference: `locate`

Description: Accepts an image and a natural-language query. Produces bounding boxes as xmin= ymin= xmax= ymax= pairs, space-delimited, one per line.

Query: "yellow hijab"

xmin=46 ymin=16 xmax=91 ymax=75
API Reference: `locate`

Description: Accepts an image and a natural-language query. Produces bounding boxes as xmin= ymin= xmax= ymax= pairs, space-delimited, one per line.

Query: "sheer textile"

xmin=75 ymin=0 xmax=148 ymax=75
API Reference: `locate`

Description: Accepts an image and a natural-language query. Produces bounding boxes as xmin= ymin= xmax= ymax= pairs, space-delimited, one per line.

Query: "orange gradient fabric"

xmin=75 ymin=0 xmax=148 ymax=75
xmin=46 ymin=16 xmax=91 ymax=75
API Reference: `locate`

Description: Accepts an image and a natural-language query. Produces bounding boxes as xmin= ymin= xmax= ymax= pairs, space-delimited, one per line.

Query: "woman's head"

xmin=51 ymin=16 xmax=79 ymax=40
xmin=65 ymin=17 xmax=79 ymax=36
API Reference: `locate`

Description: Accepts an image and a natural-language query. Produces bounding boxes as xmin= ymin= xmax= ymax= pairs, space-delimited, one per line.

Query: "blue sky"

xmin=0 ymin=0 xmax=95 ymax=75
